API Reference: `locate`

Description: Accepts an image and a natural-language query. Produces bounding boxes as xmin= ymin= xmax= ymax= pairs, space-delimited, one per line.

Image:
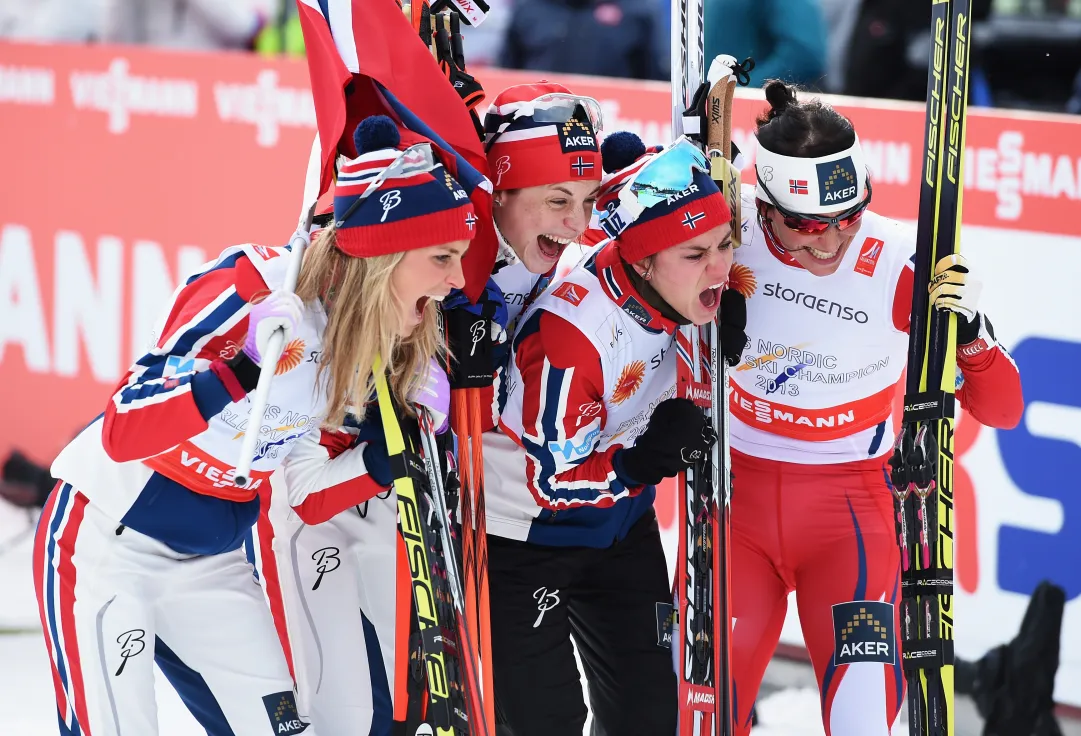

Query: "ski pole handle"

xmin=233 ymin=223 xmax=312 ymax=488
xmin=234 ymin=134 xmax=323 ymax=488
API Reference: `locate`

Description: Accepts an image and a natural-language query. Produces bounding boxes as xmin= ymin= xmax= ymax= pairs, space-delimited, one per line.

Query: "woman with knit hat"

xmin=246 ymin=115 xmax=481 ymax=736
xmin=34 ymin=114 xmax=475 ymax=736
xmin=442 ymin=81 xmax=604 ymax=390
xmin=483 ymin=131 xmax=747 ymax=735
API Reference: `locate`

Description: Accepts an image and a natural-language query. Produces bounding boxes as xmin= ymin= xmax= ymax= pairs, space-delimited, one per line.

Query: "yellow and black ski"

xmin=374 ymin=360 xmax=472 ymax=736
xmin=889 ymin=1 xmax=972 ymax=734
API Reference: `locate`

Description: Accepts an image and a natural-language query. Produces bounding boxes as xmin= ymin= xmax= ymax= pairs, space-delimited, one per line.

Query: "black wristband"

xmin=956 ymin=312 xmax=982 ymax=347
xmin=226 ymin=350 xmax=262 ymax=394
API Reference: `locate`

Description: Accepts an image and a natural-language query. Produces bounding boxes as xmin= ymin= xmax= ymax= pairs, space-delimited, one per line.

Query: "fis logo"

xmin=817 ymin=156 xmax=859 ymax=206
xmin=262 ymin=691 xmax=309 ymax=734
xmin=832 ymin=600 xmax=895 ymax=666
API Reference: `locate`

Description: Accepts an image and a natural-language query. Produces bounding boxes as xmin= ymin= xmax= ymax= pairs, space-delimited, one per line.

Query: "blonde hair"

xmin=295 ymin=225 xmax=442 ymax=427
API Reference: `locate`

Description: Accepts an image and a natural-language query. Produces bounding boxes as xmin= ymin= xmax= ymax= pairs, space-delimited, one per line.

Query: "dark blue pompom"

xmin=354 ymin=115 xmax=401 ymax=155
xmin=600 ymin=131 xmax=646 ymax=173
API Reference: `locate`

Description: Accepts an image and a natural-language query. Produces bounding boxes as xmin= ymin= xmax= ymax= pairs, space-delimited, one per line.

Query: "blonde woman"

xmin=33 ymin=114 xmax=475 ymax=736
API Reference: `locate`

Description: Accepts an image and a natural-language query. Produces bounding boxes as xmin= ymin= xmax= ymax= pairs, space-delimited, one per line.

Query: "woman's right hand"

xmin=614 ymin=397 xmax=716 ymax=486
xmin=243 ymin=291 xmax=304 ymax=365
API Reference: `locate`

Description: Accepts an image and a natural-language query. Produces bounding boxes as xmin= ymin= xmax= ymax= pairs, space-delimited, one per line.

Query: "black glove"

xmin=614 ymin=398 xmax=716 ymax=486
xmin=718 ymin=287 xmax=749 ymax=368
xmin=956 ymin=311 xmax=990 ymax=348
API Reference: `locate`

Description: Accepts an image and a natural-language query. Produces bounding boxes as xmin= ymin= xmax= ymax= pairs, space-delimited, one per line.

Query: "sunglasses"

xmin=597 ymin=136 xmax=709 ymax=238
xmin=485 ymin=93 xmax=603 ymax=150
xmin=757 ymin=176 xmax=872 ymax=235
xmin=335 ymin=143 xmax=440 ymax=228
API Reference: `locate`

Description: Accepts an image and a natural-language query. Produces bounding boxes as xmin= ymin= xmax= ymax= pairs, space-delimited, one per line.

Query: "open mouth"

xmin=414 ymin=295 xmax=430 ymax=320
xmin=698 ymin=282 xmax=724 ymax=309
xmin=537 ymin=233 xmax=573 ymax=260
xmin=806 ymin=246 xmax=842 ymax=264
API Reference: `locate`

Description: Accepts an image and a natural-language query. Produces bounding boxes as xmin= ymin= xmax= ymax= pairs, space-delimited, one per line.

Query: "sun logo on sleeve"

xmin=727 ymin=263 xmax=758 ymax=299
xmin=611 ymin=360 xmax=646 ymax=405
xmin=276 ymin=338 xmax=306 ymax=375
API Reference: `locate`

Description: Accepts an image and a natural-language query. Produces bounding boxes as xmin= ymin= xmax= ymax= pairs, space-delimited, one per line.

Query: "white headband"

xmin=754 ymin=134 xmax=867 ymax=214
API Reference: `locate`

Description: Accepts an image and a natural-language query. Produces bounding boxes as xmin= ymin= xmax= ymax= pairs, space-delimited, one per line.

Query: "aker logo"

xmin=262 ymin=691 xmax=309 ymax=734
xmin=558 ymin=117 xmax=597 ymax=153
xmin=552 ymin=282 xmax=588 ymax=306
xmin=655 ymin=602 xmax=674 ymax=649
xmin=832 ymin=600 xmax=895 ymax=666
xmin=816 ymin=156 xmax=859 ymax=206
xmin=620 ymin=296 xmax=652 ymax=326
xmin=854 ymin=237 xmax=885 ymax=277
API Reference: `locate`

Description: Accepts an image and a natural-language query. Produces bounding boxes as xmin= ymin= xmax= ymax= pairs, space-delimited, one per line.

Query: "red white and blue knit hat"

xmin=483 ymin=82 xmax=603 ymax=191
xmin=595 ymin=132 xmax=730 ymax=263
xmin=333 ymin=116 xmax=478 ymax=257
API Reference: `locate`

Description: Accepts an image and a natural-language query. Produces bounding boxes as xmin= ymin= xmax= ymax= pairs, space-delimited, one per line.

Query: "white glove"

xmin=243 ymin=291 xmax=304 ymax=365
xmin=929 ymin=253 xmax=982 ymax=322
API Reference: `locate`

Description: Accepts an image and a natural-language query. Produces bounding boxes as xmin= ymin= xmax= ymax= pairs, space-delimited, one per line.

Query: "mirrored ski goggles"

xmin=336 ymin=143 xmax=439 ymax=227
xmin=485 ymin=94 xmax=603 ymax=144
xmin=757 ymin=175 xmax=872 ymax=235
xmin=597 ymin=136 xmax=709 ymax=238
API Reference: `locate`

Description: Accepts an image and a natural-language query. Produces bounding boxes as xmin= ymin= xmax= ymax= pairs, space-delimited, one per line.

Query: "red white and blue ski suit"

xmin=728 ymin=186 xmax=1024 ymax=735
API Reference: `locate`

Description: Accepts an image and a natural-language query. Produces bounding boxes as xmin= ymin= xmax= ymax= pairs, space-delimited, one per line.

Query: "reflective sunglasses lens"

xmin=837 ymin=210 xmax=865 ymax=230
xmin=629 ymin=142 xmax=707 ymax=201
xmin=784 ymin=217 xmax=829 ymax=234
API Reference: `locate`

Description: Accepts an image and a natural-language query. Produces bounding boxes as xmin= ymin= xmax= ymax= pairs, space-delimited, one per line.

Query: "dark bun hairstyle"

xmin=755 ymin=79 xmax=855 ymax=159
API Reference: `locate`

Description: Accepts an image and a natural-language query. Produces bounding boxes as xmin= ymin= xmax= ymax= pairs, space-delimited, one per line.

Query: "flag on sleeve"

xmin=295 ymin=0 xmax=496 ymax=302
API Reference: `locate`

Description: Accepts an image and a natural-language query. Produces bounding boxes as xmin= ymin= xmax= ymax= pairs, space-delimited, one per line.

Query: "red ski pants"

xmin=730 ymin=450 xmax=904 ymax=736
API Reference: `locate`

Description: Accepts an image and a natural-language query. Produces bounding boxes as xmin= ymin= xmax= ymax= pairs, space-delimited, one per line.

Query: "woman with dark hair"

xmin=727 ymin=80 xmax=1023 ymax=734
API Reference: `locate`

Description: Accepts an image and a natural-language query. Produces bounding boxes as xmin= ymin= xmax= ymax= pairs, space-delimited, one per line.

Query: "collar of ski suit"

xmin=591 ymin=242 xmax=679 ymax=335
xmin=492 ymin=222 xmax=518 ymax=272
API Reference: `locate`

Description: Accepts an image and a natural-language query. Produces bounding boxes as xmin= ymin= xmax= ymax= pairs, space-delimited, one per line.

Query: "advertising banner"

xmin=2 ymin=40 xmax=1080 ymax=705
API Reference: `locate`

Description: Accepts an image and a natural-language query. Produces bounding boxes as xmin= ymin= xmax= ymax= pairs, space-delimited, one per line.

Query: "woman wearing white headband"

xmin=725 ymin=80 xmax=1024 ymax=735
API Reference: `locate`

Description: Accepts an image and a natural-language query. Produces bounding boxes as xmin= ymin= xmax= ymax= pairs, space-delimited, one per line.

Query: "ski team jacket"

xmin=463 ymin=236 xmax=555 ymax=431
xmin=50 ymin=244 xmax=389 ymax=555
xmin=485 ymin=242 xmax=676 ymax=548
xmin=730 ymin=185 xmax=1023 ymax=464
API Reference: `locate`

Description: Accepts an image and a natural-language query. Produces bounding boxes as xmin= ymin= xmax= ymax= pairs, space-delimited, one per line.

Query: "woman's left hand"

xmin=929 ymin=253 xmax=982 ymax=322
xmin=413 ymin=357 xmax=451 ymax=433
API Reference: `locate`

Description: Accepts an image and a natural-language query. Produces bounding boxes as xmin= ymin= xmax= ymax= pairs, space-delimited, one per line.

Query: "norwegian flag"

xmin=789 ymin=179 xmax=809 ymax=195
xmin=295 ymin=0 xmax=495 ymax=301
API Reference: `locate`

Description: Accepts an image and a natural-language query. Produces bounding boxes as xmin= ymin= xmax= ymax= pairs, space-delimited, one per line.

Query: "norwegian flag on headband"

xmin=295 ymin=0 xmax=496 ymax=302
